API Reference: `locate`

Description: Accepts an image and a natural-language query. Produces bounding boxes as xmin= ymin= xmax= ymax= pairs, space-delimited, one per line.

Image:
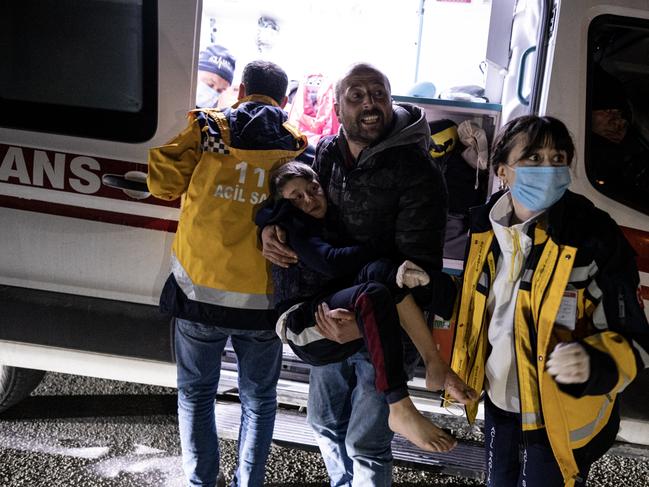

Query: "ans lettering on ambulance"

xmin=0 ymin=143 xmax=179 ymax=231
xmin=0 ymin=144 xmax=101 ymax=194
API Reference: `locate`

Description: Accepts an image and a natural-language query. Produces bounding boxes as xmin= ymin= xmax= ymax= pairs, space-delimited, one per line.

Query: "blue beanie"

xmin=198 ymin=45 xmax=236 ymax=85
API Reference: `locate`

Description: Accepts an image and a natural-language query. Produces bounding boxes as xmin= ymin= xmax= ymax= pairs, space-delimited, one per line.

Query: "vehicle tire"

xmin=0 ymin=365 xmax=46 ymax=413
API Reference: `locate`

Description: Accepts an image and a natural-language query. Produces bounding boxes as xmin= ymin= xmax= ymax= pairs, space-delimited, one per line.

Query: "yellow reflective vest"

xmin=148 ymin=95 xmax=308 ymax=311
xmin=449 ymin=191 xmax=646 ymax=486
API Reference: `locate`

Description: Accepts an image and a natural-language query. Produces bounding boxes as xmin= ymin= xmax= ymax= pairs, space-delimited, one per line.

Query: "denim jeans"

xmin=175 ymin=318 xmax=282 ymax=487
xmin=307 ymin=342 xmax=419 ymax=487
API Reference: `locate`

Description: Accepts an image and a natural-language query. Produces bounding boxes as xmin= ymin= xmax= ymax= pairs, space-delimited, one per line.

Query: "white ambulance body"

xmin=1 ymin=0 xmax=647 ymax=452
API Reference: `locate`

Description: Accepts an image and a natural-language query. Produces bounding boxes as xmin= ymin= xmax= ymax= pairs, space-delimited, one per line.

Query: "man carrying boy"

xmin=262 ymin=63 xmax=462 ymax=486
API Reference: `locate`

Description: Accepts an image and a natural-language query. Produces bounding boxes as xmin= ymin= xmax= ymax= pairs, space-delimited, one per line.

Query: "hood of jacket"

xmin=355 ymin=102 xmax=431 ymax=167
xmin=206 ymin=95 xmax=303 ymax=151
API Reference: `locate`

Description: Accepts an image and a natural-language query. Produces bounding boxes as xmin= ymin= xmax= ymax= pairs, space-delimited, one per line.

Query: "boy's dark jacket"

xmin=255 ymin=199 xmax=384 ymax=313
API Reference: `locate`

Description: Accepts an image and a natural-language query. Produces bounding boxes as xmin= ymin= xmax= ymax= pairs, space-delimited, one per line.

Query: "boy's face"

xmin=281 ymin=177 xmax=327 ymax=219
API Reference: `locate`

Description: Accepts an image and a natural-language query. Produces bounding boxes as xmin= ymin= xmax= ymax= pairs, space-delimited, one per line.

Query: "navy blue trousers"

xmin=484 ymin=395 xmax=607 ymax=486
xmin=284 ymin=260 xmax=412 ymax=404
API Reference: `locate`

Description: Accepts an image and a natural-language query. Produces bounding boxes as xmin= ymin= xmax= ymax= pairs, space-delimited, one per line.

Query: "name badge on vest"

xmin=555 ymin=289 xmax=578 ymax=330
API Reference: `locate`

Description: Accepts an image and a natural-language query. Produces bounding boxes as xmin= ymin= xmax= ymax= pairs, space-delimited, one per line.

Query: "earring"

xmin=498 ymin=178 xmax=507 ymax=191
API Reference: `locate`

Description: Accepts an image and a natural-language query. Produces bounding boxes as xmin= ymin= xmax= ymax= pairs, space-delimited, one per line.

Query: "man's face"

xmin=335 ymin=69 xmax=393 ymax=146
xmin=198 ymin=70 xmax=231 ymax=94
xmin=592 ymin=109 xmax=628 ymax=144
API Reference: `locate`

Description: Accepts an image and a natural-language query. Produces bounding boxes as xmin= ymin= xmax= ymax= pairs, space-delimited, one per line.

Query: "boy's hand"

xmin=315 ymin=302 xmax=361 ymax=343
xmin=396 ymin=260 xmax=430 ymax=288
xmin=444 ymin=369 xmax=479 ymax=405
xmin=261 ymin=225 xmax=298 ymax=268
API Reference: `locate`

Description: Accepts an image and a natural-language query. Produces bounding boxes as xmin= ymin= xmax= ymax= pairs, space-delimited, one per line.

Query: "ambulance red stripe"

xmin=0 ymin=195 xmax=177 ymax=233
xmin=621 ymin=226 xmax=649 ymax=274
xmin=0 ymin=143 xmax=179 ymax=232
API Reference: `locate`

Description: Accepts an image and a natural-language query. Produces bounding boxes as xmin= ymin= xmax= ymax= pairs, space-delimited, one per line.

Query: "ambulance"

xmin=1 ymin=0 xmax=648 ymax=476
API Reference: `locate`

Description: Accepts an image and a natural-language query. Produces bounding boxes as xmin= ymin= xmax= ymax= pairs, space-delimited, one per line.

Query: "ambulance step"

xmin=215 ymin=400 xmax=486 ymax=481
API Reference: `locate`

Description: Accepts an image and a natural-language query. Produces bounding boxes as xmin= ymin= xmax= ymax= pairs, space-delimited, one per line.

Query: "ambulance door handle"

xmin=517 ymin=46 xmax=537 ymax=106
xmin=102 ymin=171 xmax=150 ymax=200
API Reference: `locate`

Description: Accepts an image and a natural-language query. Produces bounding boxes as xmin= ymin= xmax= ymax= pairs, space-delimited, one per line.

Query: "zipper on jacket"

xmin=512 ymin=312 xmax=528 ymax=465
xmin=513 ymin=232 xmax=561 ymax=458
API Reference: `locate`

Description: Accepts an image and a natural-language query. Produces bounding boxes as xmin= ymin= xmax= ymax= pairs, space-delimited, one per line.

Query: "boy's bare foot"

xmin=388 ymin=398 xmax=457 ymax=452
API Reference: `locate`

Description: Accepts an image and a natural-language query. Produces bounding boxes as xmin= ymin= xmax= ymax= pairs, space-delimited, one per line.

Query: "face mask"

xmin=510 ymin=166 xmax=571 ymax=211
xmin=196 ymin=81 xmax=220 ymax=108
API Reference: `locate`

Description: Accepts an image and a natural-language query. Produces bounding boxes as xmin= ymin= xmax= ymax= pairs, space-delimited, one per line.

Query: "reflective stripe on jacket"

xmin=148 ymin=95 xmax=308 ymax=311
xmin=449 ymin=190 xmax=647 ymax=486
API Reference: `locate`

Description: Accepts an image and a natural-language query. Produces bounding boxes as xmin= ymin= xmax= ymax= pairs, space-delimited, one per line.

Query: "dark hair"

xmin=334 ymin=63 xmax=391 ymax=104
xmin=592 ymin=64 xmax=630 ymax=117
xmin=242 ymin=60 xmax=288 ymax=105
xmin=269 ymin=161 xmax=318 ymax=201
xmin=490 ymin=115 xmax=575 ymax=174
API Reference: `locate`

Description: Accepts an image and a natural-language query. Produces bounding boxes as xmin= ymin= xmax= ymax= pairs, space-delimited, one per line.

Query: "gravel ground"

xmin=0 ymin=373 xmax=647 ymax=486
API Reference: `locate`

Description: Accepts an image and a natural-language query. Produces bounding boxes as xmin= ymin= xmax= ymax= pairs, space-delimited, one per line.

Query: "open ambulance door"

xmin=524 ymin=0 xmax=649 ymax=447
xmin=485 ymin=0 xmax=548 ymax=123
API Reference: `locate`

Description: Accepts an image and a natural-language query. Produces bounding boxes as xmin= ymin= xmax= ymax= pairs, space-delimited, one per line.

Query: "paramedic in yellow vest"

xmin=448 ymin=116 xmax=649 ymax=487
xmin=147 ymin=60 xmax=308 ymax=487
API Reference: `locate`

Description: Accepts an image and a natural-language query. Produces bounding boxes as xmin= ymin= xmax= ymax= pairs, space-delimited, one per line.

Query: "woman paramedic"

xmin=448 ymin=115 xmax=649 ymax=486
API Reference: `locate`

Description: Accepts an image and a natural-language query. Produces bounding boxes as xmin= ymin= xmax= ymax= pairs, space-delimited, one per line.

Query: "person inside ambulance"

xmin=287 ymin=73 xmax=340 ymax=147
xmin=589 ymin=64 xmax=649 ymax=211
xmin=195 ymin=44 xmax=236 ymax=108
xmin=448 ymin=115 xmax=649 ymax=487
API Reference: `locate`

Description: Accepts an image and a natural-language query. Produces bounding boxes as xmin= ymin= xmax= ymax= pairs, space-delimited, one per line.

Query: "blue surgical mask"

xmin=510 ymin=166 xmax=571 ymax=211
xmin=196 ymin=81 xmax=220 ymax=108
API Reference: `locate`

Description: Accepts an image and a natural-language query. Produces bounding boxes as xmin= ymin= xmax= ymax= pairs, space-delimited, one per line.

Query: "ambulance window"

xmin=587 ymin=15 xmax=649 ymax=216
xmin=0 ymin=0 xmax=157 ymax=142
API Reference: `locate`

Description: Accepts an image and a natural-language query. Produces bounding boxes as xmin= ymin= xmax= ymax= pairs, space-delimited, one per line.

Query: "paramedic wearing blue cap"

xmin=196 ymin=44 xmax=236 ymax=108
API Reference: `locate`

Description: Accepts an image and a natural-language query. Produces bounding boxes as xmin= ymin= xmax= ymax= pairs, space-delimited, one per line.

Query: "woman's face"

xmin=281 ymin=177 xmax=328 ymax=219
xmin=497 ymin=134 xmax=569 ymax=188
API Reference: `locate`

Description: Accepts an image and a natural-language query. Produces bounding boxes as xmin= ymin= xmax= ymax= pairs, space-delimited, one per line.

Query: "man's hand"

xmin=315 ymin=302 xmax=361 ymax=344
xmin=547 ymin=342 xmax=590 ymax=384
xmin=396 ymin=260 xmax=430 ymax=288
xmin=261 ymin=225 xmax=298 ymax=268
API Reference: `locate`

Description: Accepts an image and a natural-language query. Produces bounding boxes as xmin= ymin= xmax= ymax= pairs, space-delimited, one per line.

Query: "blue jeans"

xmin=175 ymin=318 xmax=282 ymax=487
xmin=307 ymin=343 xmax=419 ymax=487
